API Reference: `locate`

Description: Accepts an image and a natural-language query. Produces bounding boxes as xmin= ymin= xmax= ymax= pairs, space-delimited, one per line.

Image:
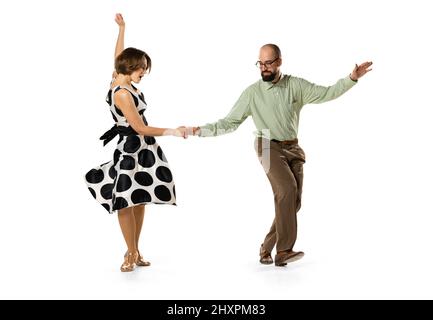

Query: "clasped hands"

xmin=168 ymin=126 xmax=200 ymax=139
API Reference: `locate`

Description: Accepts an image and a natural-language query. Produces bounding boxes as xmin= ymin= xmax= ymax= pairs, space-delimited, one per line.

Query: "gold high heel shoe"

xmin=136 ymin=251 xmax=151 ymax=267
xmin=121 ymin=251 xmax=138 ymax=272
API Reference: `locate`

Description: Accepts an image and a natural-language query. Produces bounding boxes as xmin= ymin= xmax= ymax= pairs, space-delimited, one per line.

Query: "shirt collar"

xmin=263 ymin=73 xmax=286 ymax=90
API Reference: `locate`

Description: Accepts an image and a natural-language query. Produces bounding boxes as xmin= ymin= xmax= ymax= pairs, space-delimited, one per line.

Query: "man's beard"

xmin=261 ymin=71 xmax=278 ymax=82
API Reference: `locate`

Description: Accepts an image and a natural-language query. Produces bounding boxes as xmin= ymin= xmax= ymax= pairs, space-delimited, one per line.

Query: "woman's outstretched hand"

xmin=166 ymin=127 xmax=189 ymax=139
xmin=115 ymin=13 xmax=125 ymax=28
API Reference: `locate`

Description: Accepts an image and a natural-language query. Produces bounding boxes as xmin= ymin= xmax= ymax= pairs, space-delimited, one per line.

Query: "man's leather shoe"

xmin=259 ymin=245 xmax=273 ymax=265
xmin=274 ymin=250 xmax=304 ymax=266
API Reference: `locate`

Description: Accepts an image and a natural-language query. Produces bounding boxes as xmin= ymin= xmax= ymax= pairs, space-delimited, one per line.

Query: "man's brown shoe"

xmin=259 ymin=245 xmax=273 ymax=265
xmin=274 ymin=250 xmax=304 ymax=266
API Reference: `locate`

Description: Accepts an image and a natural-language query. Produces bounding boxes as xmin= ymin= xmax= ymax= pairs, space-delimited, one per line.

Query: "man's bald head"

xmin=258 ymin=44 xmax=282 ymax=82
xmin=260 ymin=44 xmax=281 ymax=59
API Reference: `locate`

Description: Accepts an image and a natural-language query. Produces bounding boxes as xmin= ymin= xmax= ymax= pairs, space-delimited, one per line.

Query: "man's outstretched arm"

xmin=193 ymin=89 xmax=251 ymax=137
xmin=300 ymin=61 xmax=373 ymax=105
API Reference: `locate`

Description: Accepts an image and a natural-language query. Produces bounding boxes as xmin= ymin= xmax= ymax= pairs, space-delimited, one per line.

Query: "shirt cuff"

xmin=345 ymin=75 xmax=358 ymax=88
xmin=348 ymin=75 xmax=358 ymax=83
xmin=197 ymin=125 xmax=208 ymax=137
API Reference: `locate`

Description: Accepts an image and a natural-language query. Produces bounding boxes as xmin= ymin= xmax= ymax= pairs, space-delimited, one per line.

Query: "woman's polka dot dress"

xmin=85 ymin=84 xmax=176 ymax=213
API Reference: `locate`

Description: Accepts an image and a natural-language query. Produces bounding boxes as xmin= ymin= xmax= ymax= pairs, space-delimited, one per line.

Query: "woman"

xmin=85 ymin=13 xmax=187 ymax=272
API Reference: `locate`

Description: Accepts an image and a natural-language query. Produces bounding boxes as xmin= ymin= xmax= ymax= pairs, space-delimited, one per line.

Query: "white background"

xmin=1 ymin=0 xmax=432 ymax=299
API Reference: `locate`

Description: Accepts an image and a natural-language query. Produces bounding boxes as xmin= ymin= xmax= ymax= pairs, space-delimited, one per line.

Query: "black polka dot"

xmin=118 ymin=135 xmax=124 ymax=144
xmin=156 ymin=166 xmax=173 ymax=183
xmin=144 ymin=136 xmax=156 ymax=145
xmin=85 ymin=169 xmax=104 ymax=184
xmin=114 ymin=104 xmax=124 ymax=117
xmin=173 ymin=185 xmax=176 ymax=198
xmin=157 ymin=146 xmax=167 ymax=162
xmin=120 ymin=155 xmax=136 ymax=170
xmin=88 ymin=187 xmax=96 ymax=199
xmin=138 ymin=149 xmax=156 ymax=168
xmin=101 ymin=183 xmax=114 ymax=200
xmin=102 ymin=203 xmax=111 ymax=212
xmin=114 ymin=149 xmax=121 ymax=164
xmin=139 ymin=92 xmax=146 ymax=104
xmin=109 ymin=165 xmax=117 ymax=179
xmin=141 ymin=115 xmax=149 ymax=125
xmin=134 ymin=172 xmax=153 ymax=186
xmin=155 ymin=185 xmax=172 ymax=201
xmin=110 ymin=110 xmax=117 ymax=122
xmin=124 ymin=136 xmax=141 ymax=153
xmin=131 ymin=189 xmax=152 ymax=204
xmin=113 ymin=197 xmax=128 ymax=210
xmin=131 ymin=94 xmax=139 ymax=107
xmin=106 ymin=90 xmax=112 ymax=105
xmin=116 ymin=174 xmax=132 ymax=192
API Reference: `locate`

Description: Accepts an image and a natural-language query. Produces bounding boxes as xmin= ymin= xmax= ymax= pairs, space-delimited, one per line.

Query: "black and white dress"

xmin=85 ymin=84 xmax=176 ymax=213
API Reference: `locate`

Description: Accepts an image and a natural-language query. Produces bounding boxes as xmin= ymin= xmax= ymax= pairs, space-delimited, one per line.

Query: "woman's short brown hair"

xmin=115 ymin=47 xmax=152 ymax=75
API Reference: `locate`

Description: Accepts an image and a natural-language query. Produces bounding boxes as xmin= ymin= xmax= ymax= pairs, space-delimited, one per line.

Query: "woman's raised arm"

xmin=112 ymin=13 xmax=125 ymax=78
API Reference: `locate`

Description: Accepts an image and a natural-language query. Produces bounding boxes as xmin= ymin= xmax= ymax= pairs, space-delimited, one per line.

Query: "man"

xmin=192 ymin=44 xmax=372 ymax=266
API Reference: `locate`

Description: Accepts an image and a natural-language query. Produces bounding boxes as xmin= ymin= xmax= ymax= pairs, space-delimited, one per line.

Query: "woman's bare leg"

xmin=133 ymin=205 xmax=145 ymax=249
xmin=118 ymin=207 xmax=137 ymax=253
xmin=133 ymin=205 xmax=150 ymax=266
